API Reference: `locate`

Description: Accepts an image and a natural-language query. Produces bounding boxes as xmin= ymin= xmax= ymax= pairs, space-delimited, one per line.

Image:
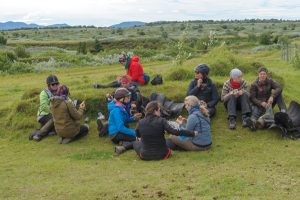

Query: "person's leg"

xmin=30 ymin=115 xmax=54 ymax=141
xmin=133 ymin=141 xmax=143 ymax=158
xmin=112 ymin=132 xmax=136 ymax=154
xmin=239 ymin=94 xmax=252 ymax=127
xmin=61 ymin=125 xmax=89 ymax=144
xmin=166 ymin=138 xmax=184 ymax=150
xmin=251 ymin=105 xmax=265 ymax=121
xmin=168 ymin=135 xmax=201 ymax=151
xmin=225 ymin=96 xmax=237 ymax=129
xmin=273 ymin=93 xmax=287 ymax=112
xmin=94 ymin=80 xmax=121 ymax=88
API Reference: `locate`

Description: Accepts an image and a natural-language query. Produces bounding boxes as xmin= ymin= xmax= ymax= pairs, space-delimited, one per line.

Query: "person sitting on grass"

xmin=166 ymin=95 xmax=212 ymax=151
xmin=186 ymin=64 xmax=219 ymax=118
xmin=50 ymin=85 xmax=89 ymax=144
xmin=107 ymin=88 xmax=142 ymax=154
xmin=29 ymin=75 xmax=59 ymax=142
xmin=133 ymin=101 xmax=196 ymax=161
xmin=118 ymin=54 xmax=150 ymax=86
xmin=250 ymin=67 xmax=287 ymax=128
xmin=221 ymin=68 xmax=252 ymax=129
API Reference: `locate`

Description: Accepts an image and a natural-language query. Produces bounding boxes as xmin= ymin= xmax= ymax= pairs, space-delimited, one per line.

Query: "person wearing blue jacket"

xmin=167 ymin=95 xmax=212 ymax=151
xmin=108 ymin=88 xmax=142 ymax=154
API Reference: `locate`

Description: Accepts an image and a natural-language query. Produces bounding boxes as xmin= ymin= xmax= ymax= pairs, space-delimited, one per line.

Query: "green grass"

xmin=0 ymin=47 xmax=300 ymax=199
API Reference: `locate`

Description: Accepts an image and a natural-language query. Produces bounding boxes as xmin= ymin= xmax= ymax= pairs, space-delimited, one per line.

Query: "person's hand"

xmin=197 ymin=78 xmax=203 ymax=88
xmin=134 ymin=113 xmax=142 ymax=120
xmin=106 ymin=93 xmax=112 ymax=101
xmin=176 ymin=115 xmax=186 ymax=125
xmin=261 ymin=102 xmax=268 ymax=108
xmin=80 ymin=101 xmax=86 ymax=110
xmin=238 ymin=90 xmax=243 ymax=96
xmin=267 ymin=96 xmax=274 ymax=105
xmin=199 ymin=100 xmax=207 ymax=108
xmin=194 ymin=131 xmax=199 ymax=136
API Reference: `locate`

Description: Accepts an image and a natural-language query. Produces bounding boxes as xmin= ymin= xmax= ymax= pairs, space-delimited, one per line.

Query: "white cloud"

xmin=0 ymin=0 xmax=299 ymax=26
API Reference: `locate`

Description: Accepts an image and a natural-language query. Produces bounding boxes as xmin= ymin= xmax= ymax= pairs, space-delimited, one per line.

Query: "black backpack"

xmin=151 ymin=75 xmax=163 ymax=85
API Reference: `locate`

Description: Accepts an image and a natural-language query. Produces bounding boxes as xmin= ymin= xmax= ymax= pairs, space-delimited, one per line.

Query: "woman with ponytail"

xmin=167 ymin=95 xmax=212 ymax=151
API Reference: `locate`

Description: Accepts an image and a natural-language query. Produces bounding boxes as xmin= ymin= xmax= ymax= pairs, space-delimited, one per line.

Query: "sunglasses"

xmin=51 ymin=83 xmax=59 ymax=86
xmin=194 ymin=71 xmax=201 ymax=74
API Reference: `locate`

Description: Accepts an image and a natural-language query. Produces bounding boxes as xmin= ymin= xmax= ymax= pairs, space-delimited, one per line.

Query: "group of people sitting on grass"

xmin=29 ymin=53 xmax=288 ymax=161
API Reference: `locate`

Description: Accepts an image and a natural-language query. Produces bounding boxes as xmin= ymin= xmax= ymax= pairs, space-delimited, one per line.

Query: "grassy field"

xmin=0 ymin=44 xmax=300 ymax=200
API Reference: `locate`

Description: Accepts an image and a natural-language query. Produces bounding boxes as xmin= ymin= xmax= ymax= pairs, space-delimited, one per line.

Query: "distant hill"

xmin=0 ymin=21 xmax=70 ymax=30
xmin=110 ymin=21 xmax=145 ymax=28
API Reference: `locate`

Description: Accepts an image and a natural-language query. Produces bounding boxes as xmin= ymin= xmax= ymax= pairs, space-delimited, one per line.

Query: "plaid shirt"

xmin=221 ymin=79 xmax=249 ymax=102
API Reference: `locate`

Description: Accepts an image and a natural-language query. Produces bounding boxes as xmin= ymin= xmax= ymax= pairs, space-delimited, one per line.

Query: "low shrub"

xmin=167 ymin=67 xmax=193 ymax=81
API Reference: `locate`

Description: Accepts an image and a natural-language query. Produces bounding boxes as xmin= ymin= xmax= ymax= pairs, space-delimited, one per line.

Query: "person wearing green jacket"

xmin=29 ymin=75 xmax=60 ymax=141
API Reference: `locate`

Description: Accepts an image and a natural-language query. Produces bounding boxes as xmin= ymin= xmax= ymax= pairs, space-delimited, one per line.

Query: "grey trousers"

xmin=224 ymin=94 xmax=251 ymax=117
xmin=167 ymin=135 xmax=211 ymax=151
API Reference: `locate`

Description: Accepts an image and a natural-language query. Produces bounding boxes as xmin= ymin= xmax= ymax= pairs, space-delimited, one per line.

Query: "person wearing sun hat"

xmin=221 ymin=68 xmax=251 ymax=129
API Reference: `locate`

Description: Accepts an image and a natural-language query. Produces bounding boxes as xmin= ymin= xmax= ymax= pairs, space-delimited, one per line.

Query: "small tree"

xmin=0 ymin=35 xmax=7 ymax=45
xmin=77 ymin=42 xmax=87 ymax=54
xmin=259 ymin=32 xmax=272 ymax=45
xmin=14 ymin=46 xmax=30 ymax=58
xmin=93 ymin=39 xmax=103 ymax=53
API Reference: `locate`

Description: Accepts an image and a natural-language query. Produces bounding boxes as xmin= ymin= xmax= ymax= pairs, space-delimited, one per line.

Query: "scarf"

xmin=230 ymin=79 xmax=241 ymax=89
xmin=124 ymin=56 xmax=131 ymax=70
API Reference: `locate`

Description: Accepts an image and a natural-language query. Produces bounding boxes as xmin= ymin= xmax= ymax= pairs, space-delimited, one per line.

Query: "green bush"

xmin=0 ymin=52 xmax=12 ymax=72
xmin=14 ymin=46 xmax=30 ymax=58
xmin=167 ymin=68 xmax=193 ymax=81
xmin=259 ymin=32 xmax=273 ymax=45
xmin=0 ymin=35 xmax=7 ymax=45
xmin=9 ymin=62 xmax=33 ymax=74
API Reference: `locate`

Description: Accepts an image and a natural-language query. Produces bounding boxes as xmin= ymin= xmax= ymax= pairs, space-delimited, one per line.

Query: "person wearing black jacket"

xmin=187 ymin=64 xmax=219 ymax=117
xmin=133 ymin=101 xmax=196 ymax=161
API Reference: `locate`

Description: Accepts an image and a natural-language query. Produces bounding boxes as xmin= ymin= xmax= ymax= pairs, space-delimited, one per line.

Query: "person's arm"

xmin=163 ymin=118 xmax=195 ymax=137
xmin=207 ymin=83 xmax=219 ymax=107
xmin=113 ymin=111 xmax=136 ymax=136
xmin=38 ymin=90 xmax=50 ymax=114
xmin=270 ymin=79 xmax=282 ymax=98
xmin=250 ymin=82 xmax=262 ymax=106
xmin=65 ymin=101 xmax=84 ymax=120
xmin=221 ymin=81 xmax=231 ymax=102
xmin=186 ymin=80 xmax=200 ymax=96
xmin=240 ymin=81 xmax=250 ymax=97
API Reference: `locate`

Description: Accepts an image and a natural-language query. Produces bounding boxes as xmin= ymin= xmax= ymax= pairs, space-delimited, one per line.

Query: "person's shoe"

xmin=61 ymin=137 xmax=73 ymax=144
xmin=228 ymin=117 xmax=236 ymax=129
xmin=84 ymin=117 xmax=89 ymax=123
xmin=242 ymin=115 xmax=251 ymax=127
xmin=280 ymin=109 xmax=286 ymax=113
xmin=33 ymin=134 xmax=42 ymax=142
xmin=249 ymin=118 xmax=257 ymax=132
xmin=28 ymin=130 xmax=37 ymax=140
xmin=114 ymin=146 xmax=126 ymax=155
xmin=48 ymin=131 xmax=56 ymax=136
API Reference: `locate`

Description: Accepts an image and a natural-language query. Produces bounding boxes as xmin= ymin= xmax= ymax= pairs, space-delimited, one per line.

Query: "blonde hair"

xmin=184 ymin=95 xmax=209 ymax=117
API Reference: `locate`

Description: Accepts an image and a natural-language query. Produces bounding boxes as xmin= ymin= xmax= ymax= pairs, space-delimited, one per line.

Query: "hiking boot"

xmin=48 ymin=131 xmax=56 ymax=136
xmin=33 ymin=134 xmax=42 ymax=142
xmin=114 ymin=146 xmax=126 ymax=155
xmin=228 ymin=117 xmax=236 ymax=129
xmin=61 ymin=137 xmax=73 ymax=144
xmin=242 ymin=115 xmax=251 ymax=127
xmin=248 ymin=118 xmax=257 ymax=132
xmin=28 ymin=130 xmax=37 ymax=140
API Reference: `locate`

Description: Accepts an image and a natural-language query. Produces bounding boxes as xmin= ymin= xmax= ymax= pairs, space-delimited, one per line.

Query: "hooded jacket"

xmin=180 ymin=106 xmax=212 ymax=146
xmin=107 ymin=100 xmax=136 ymax=137
xmin=50 ymin=96 xmax=84 ymax=138
xmin=126 ymin=56 xmax=145 ymax=85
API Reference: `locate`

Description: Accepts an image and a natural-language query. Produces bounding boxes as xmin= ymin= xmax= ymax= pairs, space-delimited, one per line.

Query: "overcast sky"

xmin=1 ymin=0 xmax=300 ymax=26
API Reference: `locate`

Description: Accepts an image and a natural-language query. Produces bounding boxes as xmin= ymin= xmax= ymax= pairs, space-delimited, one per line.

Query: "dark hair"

xmin=258 ymin=67 xmax=268 ymax=73
xmin=145 ymin=101 xmax=161 ymax=116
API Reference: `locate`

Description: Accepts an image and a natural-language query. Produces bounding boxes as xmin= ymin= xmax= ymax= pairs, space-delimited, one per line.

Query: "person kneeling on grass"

xmin=133 ymin=101 xmax=196 ymax=161
xmin=166 ymin=95 xmax=212 ymax=151
xmin=221 ymin=68 xmax=252 ymax=129
xmin=29 ymin=75 xmax=60 ymax=142
xmin=107 ymin=88 xmax=142 ymax=154
xmin=50 ymin=85 xmax=89 ymax=144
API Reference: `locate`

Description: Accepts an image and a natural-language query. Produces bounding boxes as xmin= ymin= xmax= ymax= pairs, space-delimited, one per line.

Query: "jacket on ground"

xmin=50 ymin=96 xmax=84 ymax=138
xmin=107 ymin=100 xmax=136 ymax=137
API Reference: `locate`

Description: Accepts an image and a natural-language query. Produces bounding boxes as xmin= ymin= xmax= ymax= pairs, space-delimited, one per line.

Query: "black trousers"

xmin=36 ymin=114 xmax=55 ymax=137
xmin=111 ymin=132 xmax=136 ymax=150
xmin=251 ymin=93 xmax=287 ymax=120
xmin=224 ymin=94 xmax=251 ymax=117
xmin=207 ymin=107 xmax=216 ymax=118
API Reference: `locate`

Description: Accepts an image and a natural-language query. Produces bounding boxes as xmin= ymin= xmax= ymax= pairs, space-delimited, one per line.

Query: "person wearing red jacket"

xmin=119 ymin=54 xmax=149 ymax=86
